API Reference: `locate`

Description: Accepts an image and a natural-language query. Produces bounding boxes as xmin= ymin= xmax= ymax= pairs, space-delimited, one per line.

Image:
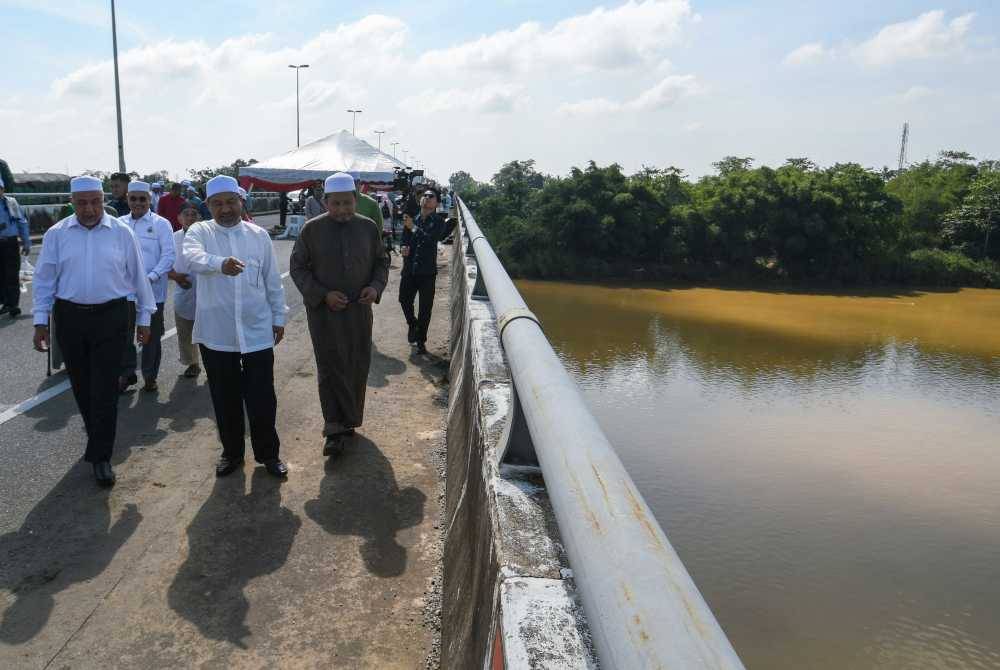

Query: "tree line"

xmin=449 ymin=152 xmax=1000 ymax=287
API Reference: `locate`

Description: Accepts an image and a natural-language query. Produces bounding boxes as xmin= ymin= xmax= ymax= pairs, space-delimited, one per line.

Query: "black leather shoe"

xmin=263 ymin=459 xmax=288 ymax=478
xmin=416 ymin=343 xmax=428 ymax=355
xmin=0 ymin=305 xmax=9 ymax=315
xmin=93 ymin=461 xmax=116 ymax=487
xmin=407 ymin=324 xmax=417 ymax=344
xmin=8 ymin=307 xmax=20 ymax=319
xmin=323 ymin=435 xmax=345 ymax=458
xmin=216 ymin=456 xmax=244 ymax=477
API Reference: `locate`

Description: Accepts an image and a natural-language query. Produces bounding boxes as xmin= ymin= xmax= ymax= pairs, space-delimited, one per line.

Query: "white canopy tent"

xmin=238 ymin=130 xmax=406 ymax=192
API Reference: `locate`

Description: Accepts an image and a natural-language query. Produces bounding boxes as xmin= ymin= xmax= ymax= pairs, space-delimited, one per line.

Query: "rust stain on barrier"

xmin=567 ymin=467 xmax=606 ymax=535
xmin=591 ymin=463 xmax=611 ymax=506
xmin=622 ymin=482 xmax=667 ymax=554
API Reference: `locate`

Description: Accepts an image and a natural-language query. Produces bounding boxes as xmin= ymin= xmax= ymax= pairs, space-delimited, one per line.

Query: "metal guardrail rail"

xmin=457 ymin=197 xmax=745 ymax=670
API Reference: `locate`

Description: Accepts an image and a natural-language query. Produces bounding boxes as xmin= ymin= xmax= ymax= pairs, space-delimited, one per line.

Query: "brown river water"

xmin=517 ymin=281 xmax=1000 ymax=670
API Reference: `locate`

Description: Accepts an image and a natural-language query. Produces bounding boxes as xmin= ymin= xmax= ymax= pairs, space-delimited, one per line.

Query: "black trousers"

xmin=199 ymin=345 xmax=279 ymax=463
xmin=121 ymin=301 xmax=165 ymax=381
xmin=0 ymin=236 xmax=21 ymax=309
xmin=398 ymin=272 xmax=436 ymax=345
xmin=53 ymin=298 xmax=129 ymax=463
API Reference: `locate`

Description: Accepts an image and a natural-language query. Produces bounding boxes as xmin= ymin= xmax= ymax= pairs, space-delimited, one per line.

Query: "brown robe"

xmin=290 ymin=213 xmax=389 ymax=435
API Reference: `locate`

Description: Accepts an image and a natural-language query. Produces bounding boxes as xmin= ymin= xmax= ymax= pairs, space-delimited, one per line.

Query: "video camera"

xmin=392 ymin=166 xmax=425 ymax=217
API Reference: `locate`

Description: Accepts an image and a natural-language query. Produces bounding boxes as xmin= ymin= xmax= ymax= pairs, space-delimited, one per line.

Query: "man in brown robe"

xmin=290 ymin=172 xmax=389 ymax=457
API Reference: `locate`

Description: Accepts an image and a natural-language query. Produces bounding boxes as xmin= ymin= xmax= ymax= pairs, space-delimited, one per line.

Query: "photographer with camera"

xmin=398 ymin=189 xmax=456 ymax=354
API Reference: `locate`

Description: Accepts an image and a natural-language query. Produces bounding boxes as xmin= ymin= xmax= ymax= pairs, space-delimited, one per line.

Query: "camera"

xmin=392 ymin=167 xmax=425 ymax=217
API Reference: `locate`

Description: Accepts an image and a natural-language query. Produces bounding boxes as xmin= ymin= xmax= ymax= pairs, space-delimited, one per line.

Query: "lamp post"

xmin=373 ymin=130 xmax=386 ymax=152
xmin=288 ymin=64 xmax=309 ymax=147
xmin=390 ymin=141 xmax=399 ymax=159
xmin=346 ymin=109 xmax=363 ymax=135
xmin=111 ymin=0 xmax=126 ymax=172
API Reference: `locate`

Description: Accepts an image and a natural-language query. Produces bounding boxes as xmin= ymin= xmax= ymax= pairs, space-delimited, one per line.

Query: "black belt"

xmin=55 ymin=297 xmax=127 ymax=312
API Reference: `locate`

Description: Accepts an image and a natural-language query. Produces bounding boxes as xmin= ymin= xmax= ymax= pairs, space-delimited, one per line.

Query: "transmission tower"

xmin=897 ymin=122 xmax=909 ymax=172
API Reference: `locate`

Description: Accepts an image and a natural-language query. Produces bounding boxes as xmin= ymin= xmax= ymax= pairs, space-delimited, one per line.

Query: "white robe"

xmin=183 ymin=219 xmax=287 ymax=353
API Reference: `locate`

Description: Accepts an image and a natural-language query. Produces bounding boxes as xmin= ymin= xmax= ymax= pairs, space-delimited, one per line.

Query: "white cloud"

xmin=684 ymin=121 xmax=703 ymax=132
xmin=783 ymin=42 xmax=830 ymax=67
xmin=853 ymin=10 xmax=975 ymax=67
xmin=417 ymin=0 xmax=696 ymax=74
xmin=900 ymin=85 xmax=934 ymax=102
xmin=400 ymin=84 xmax=525 ymax=114
xmin=558 ymin=74 xmax=701 ymax=116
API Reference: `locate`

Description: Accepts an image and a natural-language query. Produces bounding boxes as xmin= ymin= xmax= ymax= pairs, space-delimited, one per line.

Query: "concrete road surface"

xmin=0 ymin=214 xmax=448 ymax=668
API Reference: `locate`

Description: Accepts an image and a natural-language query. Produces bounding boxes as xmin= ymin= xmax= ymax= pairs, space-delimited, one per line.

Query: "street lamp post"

xmin=110 ymin=0 xmax=126 ymax=172
xmin=373 ymin=130 xmax=386 ymax=152
xmin=288 ymin=64 xmax=309 ymax=147
xmin=346 ymin=109 xmax=363 ymax=135
xmin=390 ymin=141 xmax=399 ymax=159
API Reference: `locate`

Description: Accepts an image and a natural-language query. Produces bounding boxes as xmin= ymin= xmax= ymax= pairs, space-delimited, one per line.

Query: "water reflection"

xmin=518 ymin=280 xmax=1000 ymax=670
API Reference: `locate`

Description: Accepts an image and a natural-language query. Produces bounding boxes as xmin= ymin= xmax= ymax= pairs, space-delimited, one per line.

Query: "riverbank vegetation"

xmin=449 ymin=153 xmax=1000 ymax=287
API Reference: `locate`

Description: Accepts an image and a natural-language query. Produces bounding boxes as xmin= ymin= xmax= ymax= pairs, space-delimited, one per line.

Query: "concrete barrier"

xmin=442 ymin=224 xmax=597 ymax=668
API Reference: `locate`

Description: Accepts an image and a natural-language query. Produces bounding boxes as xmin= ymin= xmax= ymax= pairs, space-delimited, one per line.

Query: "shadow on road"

xmin=305 ymin=435 xmax=425 ymax=578
xmin=408 ymin=350 xmax=450 ymax=409
xmin=369 ymin=342 xmax=406 ymax=388
xmin=0 ymin=464 xmax=142 ymax=644
xmin=167 ymin=468 xmax=300 ymax=648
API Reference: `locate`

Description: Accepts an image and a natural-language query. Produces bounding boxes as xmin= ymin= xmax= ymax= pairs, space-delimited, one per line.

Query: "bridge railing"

xmin=457 ymin=196 xmax=745 ymax=670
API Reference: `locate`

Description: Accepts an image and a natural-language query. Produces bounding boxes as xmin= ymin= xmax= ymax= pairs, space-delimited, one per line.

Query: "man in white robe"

xmin=119 ymin=180 xmax=175 ymax=393
xmin=183 ymin=175 xmax=289 ymax=478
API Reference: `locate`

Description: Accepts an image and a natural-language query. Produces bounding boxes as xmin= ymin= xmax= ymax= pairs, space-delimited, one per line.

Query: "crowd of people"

xmin=21 ymin=169 xmax=455 ymax=489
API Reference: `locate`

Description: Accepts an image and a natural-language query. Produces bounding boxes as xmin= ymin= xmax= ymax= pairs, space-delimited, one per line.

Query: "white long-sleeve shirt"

xmin=120 ymin=210 xmax=176 ymax=303
xmin=172 ymin=228 xmax=197 ymax=321
xmin=32 ymin=214 xmax=157 ymax=327
xmin=183 ymin=219 xmax=287 ymax=353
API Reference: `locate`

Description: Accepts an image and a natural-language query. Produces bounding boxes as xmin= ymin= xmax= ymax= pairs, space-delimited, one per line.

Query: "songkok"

xmin=152 ymin=182 xmax=163 ymax=190
xmin=127 ymin=180 xmax=151 ymax=193
xmin=70 ymin=175 xmax=103 ymax=193
xmin=324 ymin=172 xmax=355 ymax=194
xmin=206 ymin=175 xmax=239 ymax=199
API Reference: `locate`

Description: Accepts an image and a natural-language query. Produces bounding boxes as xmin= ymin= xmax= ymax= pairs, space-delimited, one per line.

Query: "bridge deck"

xmin=0 ymin=225 xmax=449 ymax=669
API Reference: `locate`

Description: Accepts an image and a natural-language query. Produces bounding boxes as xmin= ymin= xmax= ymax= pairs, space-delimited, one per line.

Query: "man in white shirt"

xmin=119 ymin=180 xmax=175 ymax=393
xmin=32 ymin=176 xmax=157 ymax=487
xmin=183 ymin=175 xmax=289 ymax=478
xmin=304 ymin=181 xmax=325 ymax=220
xmin=168 ymin=203 xmax=200 ymax=378
xmin=150 ymin=182 xmax=163 ymax=213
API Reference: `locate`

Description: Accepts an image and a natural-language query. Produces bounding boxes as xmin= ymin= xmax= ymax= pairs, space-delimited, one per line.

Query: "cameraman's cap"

xmin=127 ymin=180 xmax=151 ymax=194
xmin=206 ymin=175 xmax=239 ymax=200
xmin=324 ymin=172 xmax=355 ymax=194
xmin=422 ymin=189 xmax=438 ymax=198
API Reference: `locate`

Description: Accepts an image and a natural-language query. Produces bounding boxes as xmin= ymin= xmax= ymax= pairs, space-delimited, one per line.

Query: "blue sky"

xmin=2 ymin=1 xmax=998 ymax=182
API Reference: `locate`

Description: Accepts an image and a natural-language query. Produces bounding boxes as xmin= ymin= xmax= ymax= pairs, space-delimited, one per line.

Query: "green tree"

xmin=187 ymin=158 xmax=258 ymax=187
xmin=944 ymin=169 xmax=1000 ymax=260
xmin=448 ymin=170 xmax=479 ymax=196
